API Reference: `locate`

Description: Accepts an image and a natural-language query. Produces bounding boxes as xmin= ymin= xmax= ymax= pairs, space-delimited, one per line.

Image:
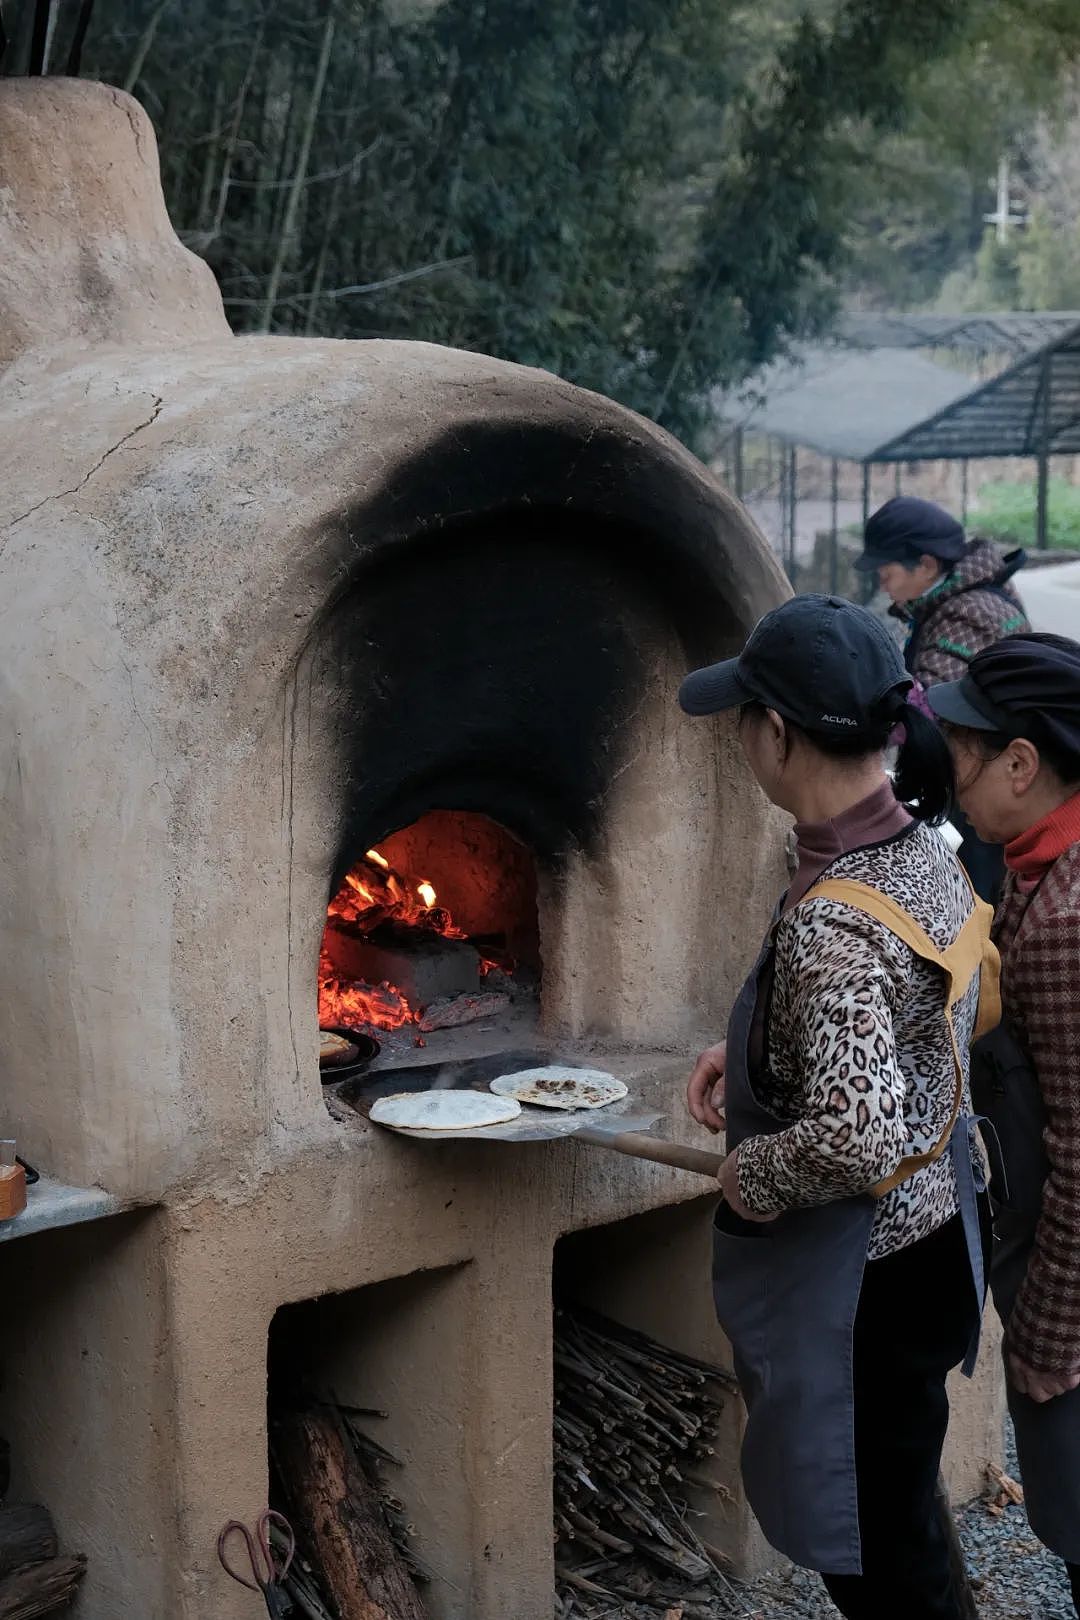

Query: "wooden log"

xmin=0 ymin=1554 xmax=86 ymax=1619
xmin=417 ymin=992 xmax=508 ymax=1032
xmin=275 ymin=1410 xmax=425 ymax=1620
xmin=0 ymin=1508 xmax=58 ymax=1580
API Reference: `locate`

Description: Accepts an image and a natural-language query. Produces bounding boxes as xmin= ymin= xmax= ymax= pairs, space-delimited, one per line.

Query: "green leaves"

xmin=22 ymin=0 xmax=1078 ymax=450
xmin=973 ymin=479 xmax=1080 ymax=552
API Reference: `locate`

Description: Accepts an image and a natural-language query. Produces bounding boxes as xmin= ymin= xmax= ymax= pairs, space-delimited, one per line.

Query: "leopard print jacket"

xmin=736 ymin=821 xmax=980 ymax=1259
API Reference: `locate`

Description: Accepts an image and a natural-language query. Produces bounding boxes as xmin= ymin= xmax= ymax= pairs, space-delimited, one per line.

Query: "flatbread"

xmin=370 ymin=1090 xmax=522 ymax=1131
xmin=320 ymin=1031 xmax=359 ymax=1067
xmin=488 ymin=1066 xmax=627 ymax=1111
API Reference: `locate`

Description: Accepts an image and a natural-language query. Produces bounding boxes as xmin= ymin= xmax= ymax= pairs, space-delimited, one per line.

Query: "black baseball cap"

xmin=854 ymin=496 xmax=966 ymax=573
xmin=678 ymin=594 xmax=911 ymax=737
xmin=928 ymin=633 xmax=1080 ymax=759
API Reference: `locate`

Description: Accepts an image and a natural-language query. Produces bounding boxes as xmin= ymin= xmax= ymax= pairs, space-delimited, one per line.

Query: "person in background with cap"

xmin=856 ymin=495 xmax=1030 ymax=902
xmin=680 ymin=595 xmax=998 ymax=1620
xmin=929 ymin=633 xmax=1080 ymax=1613
xmin=857 ymin=496 xmax=1028 ymax=689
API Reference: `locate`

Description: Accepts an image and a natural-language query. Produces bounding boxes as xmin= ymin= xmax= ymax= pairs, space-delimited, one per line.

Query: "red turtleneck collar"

xmin=1005 ymin=789 xmax=1080 ymax=880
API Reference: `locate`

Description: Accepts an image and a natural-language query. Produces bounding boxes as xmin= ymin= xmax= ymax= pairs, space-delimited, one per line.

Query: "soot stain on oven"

xmin=313 ymin=506 xmax=674 ymax=1071
xmin=329 ymin=513 xmax=654 ymax=865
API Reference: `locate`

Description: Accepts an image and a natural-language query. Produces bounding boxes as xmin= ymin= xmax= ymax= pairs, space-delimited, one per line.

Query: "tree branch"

xmin=224 ymin=254 xmax=472 ymax=308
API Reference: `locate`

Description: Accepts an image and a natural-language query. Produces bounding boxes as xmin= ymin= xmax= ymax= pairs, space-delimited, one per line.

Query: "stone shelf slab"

xmin=0 ymin=1177 xmax=127 ymax=1244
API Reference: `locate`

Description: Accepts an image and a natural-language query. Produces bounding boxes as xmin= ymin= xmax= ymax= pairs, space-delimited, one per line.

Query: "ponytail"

xmin=775 ymin=683 xmax=955 ymax=825
xmin=892 ymin=701 xmax=955 ymax=826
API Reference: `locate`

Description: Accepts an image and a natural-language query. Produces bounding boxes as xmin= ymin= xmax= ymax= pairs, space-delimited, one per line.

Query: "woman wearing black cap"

xmin=680 ymin=594 xmax=998 ymax=1620
xmin=929 ymin=633 xmax=1080 ymax=1611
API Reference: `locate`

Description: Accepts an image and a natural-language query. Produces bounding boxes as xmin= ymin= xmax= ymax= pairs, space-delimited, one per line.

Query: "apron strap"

xmin=795 ymin=876 xmax=1001 ymax=1199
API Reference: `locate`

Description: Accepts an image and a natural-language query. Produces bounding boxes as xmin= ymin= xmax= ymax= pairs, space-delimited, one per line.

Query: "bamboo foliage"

xmin=258 ymin=1 xmax=334 ymax=330
xmin=4 ymin=0 xmax=1080 ymax=446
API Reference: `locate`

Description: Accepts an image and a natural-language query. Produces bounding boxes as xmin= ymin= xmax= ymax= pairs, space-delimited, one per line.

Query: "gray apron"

xmin=714 ymin=913 xmax=986 ymax=1575
xmin=974 ymin=1023 xmax=1080 ymax=1562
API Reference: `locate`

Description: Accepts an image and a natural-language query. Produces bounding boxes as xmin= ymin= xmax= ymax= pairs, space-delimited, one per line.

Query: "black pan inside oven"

xmin=320 ymin=1026 xmax=380 ymax=1084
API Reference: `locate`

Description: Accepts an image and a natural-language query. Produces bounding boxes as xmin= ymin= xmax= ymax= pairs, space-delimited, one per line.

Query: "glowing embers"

xmin=317 ymin=810 xmax=543 ymax=1053
xmin=319 ymin=846 xmax=473 ymax=1034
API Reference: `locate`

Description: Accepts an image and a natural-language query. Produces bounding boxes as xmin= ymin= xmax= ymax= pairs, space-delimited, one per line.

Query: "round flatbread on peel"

xmin=489 ymin=1066 xmax=627 ymax=1111
xmin=370 ymin=1090 xmax=522 ymax=1131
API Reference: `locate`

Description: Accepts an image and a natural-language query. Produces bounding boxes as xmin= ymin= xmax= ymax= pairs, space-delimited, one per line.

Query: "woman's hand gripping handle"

xmin=686 ymin=1040 xmax=777 ymax=1224
xmin=687 ymin=1041 xmax=727 ymax=1134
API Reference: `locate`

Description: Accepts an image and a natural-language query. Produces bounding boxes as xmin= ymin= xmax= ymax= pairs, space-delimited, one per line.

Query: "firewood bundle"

xmin=553 ymin=1305 xmax=742 ymax=1617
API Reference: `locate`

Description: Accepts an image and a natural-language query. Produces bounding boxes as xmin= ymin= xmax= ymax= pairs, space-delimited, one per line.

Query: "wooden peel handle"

xmin=573 ymin=1127 xmax=724 ymax=1179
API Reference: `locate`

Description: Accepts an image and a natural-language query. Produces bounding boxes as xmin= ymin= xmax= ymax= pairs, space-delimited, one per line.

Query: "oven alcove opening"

xmin=267 ymin=1265 xmax=472 ymax=1620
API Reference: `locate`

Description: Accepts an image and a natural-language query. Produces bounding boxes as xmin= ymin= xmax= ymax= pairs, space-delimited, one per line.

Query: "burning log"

xmin=319 ymin=841 xmax=514 ymax=1042
xmin=553 ymin=1305 xmax=741 ymax=1617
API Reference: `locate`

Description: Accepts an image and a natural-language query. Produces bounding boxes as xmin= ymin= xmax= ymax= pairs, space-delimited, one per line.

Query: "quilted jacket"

xmin=892 ymin=539 xmax=1030 ymax=687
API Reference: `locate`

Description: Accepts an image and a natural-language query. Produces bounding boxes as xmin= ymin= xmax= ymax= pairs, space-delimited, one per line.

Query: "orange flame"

xmin=319 ymin=845 xmax=468 ymax=1034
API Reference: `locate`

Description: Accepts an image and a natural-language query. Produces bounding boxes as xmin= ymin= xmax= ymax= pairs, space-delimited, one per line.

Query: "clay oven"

xmin=0 ymin=78 xmax=999 ymax=1620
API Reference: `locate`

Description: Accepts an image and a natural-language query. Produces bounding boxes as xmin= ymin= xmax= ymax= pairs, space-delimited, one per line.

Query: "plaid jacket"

xmin=892 ymin=539 xmax=1029 ymax=687
xmin=995 ymin=841 xmax=1080 ymax=1372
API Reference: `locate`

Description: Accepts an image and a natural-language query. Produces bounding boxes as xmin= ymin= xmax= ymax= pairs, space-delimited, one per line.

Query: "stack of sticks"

xmin=553 ymin=1304 xmax=743 ymax=1617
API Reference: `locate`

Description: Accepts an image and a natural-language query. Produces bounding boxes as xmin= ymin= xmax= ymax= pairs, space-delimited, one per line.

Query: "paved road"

xmin=1018 ymin=559 xmax=1080 ymax=635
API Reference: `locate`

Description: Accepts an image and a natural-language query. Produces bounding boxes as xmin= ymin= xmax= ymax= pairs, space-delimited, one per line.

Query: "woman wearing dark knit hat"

xmin=930 ymin=633 xmax=1080 ymax=1613
xmin=680 ymin=595 xmax=999 ymax=1620
xmin=857 ymin=497 xmax=1031 ymax=904
xmin=855 ymin=497 xmax=1030 ymax=690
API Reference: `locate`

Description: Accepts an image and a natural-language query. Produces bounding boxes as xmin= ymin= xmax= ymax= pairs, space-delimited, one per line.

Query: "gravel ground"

xmin=736 ymin=1425 xmax=1075 ymax=1620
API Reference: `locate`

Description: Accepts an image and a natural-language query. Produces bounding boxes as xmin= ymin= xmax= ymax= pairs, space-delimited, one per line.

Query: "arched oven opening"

xmin=309 ymin=502 xmax=722 ymax=1098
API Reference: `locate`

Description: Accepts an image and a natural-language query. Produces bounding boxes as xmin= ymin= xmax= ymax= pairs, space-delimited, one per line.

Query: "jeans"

xmin=821 ymin=1209 xmax=986 ymax=1620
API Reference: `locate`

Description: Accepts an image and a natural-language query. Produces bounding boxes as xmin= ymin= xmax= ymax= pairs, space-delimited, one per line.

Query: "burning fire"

xmin=318 ymin=948 xmax=414 ymax=1031
xmin=326 ymin=847 xmax=466 ymax=940
xmin=319 ymin=846 xmax=467 ymax=1034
